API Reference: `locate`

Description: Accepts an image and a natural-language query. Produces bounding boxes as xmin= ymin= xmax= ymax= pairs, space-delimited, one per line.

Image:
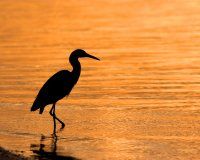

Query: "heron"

xmin=31 ymin=49 xmax=100 ymax=132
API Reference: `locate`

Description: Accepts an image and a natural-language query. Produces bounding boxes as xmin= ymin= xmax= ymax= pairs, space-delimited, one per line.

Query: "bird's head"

xmin=70 ymin=49 xmax=100 ymax=61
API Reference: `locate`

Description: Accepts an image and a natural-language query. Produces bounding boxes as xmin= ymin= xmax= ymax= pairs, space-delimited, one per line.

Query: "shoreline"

xmin=0 ymin=147 xmax=29 ymax=160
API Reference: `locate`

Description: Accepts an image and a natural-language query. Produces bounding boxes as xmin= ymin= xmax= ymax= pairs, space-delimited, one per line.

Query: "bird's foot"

xmin=60 ymin=123 xmax=65 ymax=130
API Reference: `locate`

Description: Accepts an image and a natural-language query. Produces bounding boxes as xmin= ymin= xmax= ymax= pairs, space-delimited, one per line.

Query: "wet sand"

xmin=0 ymin=147 xmax=28 ymax=160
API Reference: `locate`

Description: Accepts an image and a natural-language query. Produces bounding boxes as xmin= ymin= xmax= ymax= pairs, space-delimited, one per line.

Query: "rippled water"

xmin=0 ymin=0 xmax=200 ymax=159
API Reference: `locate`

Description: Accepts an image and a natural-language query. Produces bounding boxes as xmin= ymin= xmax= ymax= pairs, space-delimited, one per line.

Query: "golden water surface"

xmin=0 ymin=0 xmax=200 ymax=159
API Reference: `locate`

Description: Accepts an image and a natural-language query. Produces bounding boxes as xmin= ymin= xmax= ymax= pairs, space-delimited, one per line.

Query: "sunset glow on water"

xmin=0 ymin=0 xmax=200 ymax=159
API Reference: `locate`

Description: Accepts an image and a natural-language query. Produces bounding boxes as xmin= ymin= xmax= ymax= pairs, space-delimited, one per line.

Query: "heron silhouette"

xmin=31 ymin=49 xmax=100 ymax=132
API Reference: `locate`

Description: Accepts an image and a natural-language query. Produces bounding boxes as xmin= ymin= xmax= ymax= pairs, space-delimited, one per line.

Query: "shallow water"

xmin=0 ymin=0 xmax=200 ymax=159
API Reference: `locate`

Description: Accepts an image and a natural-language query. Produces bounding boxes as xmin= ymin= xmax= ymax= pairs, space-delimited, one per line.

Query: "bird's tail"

xmin=39 ymin=107 xmax=45 ymax=114
xmin=31 ymin=101 xmax=39 ymax=112
xmin=31 ymin=98 xmax=45 ymax=114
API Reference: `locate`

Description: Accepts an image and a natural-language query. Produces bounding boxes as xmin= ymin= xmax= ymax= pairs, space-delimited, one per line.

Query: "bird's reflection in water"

xmin=30 ymin=133 xmax=80 ymax=160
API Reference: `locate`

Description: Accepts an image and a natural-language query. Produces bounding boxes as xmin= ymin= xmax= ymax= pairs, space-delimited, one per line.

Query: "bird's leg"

xmin=53 ymin=104 xmax=65 ymax=129
xmin=49 ymin=104 xmax=56 ymax=133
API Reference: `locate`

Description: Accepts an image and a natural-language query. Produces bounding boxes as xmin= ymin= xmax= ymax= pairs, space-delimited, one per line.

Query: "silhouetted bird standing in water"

xmin=31 ymin=49 xmax=100 ymax=132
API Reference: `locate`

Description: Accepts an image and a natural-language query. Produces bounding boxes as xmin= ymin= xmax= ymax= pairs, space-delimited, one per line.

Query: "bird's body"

xmin=32 ymin=70 xmax=77 ymax=114
xmin=31 ymin=49 xmax=99 ymax=132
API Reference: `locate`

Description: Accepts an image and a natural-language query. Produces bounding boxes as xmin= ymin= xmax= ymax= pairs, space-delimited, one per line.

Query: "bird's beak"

xmin=86 ymin=53 xmax=100 ymax=61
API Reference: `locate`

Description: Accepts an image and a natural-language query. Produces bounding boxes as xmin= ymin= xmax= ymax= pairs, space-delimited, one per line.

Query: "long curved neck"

xmin=69 ymin=56 xmax=81 ymax=79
